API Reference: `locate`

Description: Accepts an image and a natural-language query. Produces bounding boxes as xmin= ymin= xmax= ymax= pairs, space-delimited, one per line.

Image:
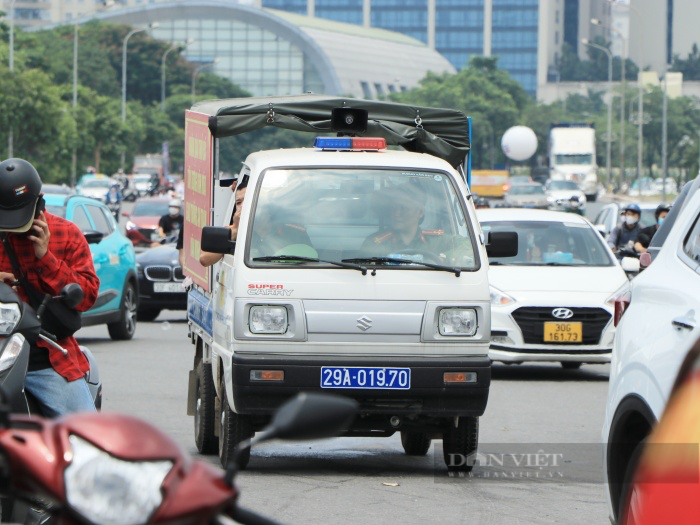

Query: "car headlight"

xmin=438 ymin=308 xmax=477 ymax=336
xmin=0 ymin=303 xmax=21 ymax=336
xmin=64 ymin=435 xmax=173 ymax=525
xmin=250 ymin=306 xmax=288 ymax=334
xmin=490 ymin=286 xmax=515 ymax=306
xmin=0 ymin=333 xmax=25 ymax=374
xmin=125 ymin=220 xmax=137 ymax=231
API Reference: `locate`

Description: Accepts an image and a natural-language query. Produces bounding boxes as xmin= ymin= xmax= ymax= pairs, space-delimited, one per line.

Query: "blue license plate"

xmin=320 ymin=367 xmax=410 ymax=390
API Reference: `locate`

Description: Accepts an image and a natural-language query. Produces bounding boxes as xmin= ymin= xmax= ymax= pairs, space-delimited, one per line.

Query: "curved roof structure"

xmin=63 ymin=0 xmax=456 ymax=98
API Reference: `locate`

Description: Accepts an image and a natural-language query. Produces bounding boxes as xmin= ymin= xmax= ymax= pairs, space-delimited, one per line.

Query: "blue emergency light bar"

xmin=314 ymin=137 xmax=387 ymax=151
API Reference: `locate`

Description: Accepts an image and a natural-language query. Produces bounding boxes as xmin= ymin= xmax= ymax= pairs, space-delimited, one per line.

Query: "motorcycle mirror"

xmin=59 ymin=283 xmax=84 ymax=309
xmin=266 ymin=392 xmax=358 ymax=442
xmin=83 ymin=231 xmax=104 ymax=245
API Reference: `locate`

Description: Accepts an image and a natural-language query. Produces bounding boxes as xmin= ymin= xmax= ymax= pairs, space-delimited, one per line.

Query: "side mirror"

xmin=639 ymin=252 xmax=652 ymax=269
xmin=266 ymin=392 xmax=358 ymax=441
xmin=486 ymin=231 xmax=518 ymax=258
xmin=201 ymin=226 xmax=236 ymax=254
xmin=620 ymin=256 xmax=640 ymax=274
xmin=59 ymin=283 xmax=84 ymax=309
xmin=83 ymin=230 xmax=104 ymax=244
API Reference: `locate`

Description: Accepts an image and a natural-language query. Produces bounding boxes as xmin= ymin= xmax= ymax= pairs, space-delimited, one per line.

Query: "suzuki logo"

xmin=552 ymin=308 xmax=574 ymax=320
xmin=357 ymin=316 xmax=373 ymax=331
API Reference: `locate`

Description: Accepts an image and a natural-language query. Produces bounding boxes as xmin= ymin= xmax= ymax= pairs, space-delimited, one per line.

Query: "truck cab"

xmin=183 ymin=97 xmax=517 ymax=472
xmin=548 ymin=123 xmax=598 ymax=202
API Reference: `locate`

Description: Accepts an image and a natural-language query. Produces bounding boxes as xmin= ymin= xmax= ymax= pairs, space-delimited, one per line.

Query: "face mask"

xmin=625 ymin=216 xmax=639 ymax=226
xmin=169 ymin=207 xmax=180 ymax=216
xmin=657 ymin=217 xmax=664 ymax=226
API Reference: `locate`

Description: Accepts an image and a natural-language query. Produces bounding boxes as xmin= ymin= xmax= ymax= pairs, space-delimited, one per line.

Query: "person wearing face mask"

xmin=634 ymin=204 xmax=670 ymax=254
xmin=607 ymin=203 xmax=642 ymax=254
xmin=153 ymin=199 xmax=183 ymax=246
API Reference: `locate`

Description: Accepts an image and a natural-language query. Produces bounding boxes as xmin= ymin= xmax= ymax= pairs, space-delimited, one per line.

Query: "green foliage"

xmin=671 ymin=43 xmax=700 ymax=81
xmin=559 ymin=39 xmax=639 ymax=82
xmin=389 ymin=56 xmax=530 ymax=168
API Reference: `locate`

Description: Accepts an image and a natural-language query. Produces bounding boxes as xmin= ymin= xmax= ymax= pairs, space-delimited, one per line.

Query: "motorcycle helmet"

xmin=655 ymin=203 xmax=671 ymax=220
xmin=622 ymin=203 xmax=641 ymax=215
xmin=0 ymin=158 xmax=43 ymax=233
xmin=168 ymin=198 xmax=182 ymax=217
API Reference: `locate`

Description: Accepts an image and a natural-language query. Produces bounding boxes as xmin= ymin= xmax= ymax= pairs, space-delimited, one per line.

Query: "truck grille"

xmin=144 ymin=266 xmax=172 ymax=281
xmin=511 ymin=307 xmax=611 ymax=345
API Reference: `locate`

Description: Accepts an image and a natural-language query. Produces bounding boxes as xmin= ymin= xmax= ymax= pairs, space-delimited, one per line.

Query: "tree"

xmin=671 ymin=43 xmax=700 ymax=81
xmin=389 ymin=56 xmax=530 ymax=169
xmin=559 ymin=38 xmax=638 ymax=82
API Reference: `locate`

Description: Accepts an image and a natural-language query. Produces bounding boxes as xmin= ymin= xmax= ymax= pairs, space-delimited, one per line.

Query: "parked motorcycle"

xmin=0 ymin=390 xmax=356 ymax=524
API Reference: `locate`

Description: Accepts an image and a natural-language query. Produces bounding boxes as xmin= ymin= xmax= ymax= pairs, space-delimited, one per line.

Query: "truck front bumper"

xmin=230 ymin=354 xmax=490 ymax=419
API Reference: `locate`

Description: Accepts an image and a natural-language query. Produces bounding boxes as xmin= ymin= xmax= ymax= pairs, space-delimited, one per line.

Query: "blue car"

xmin=43 ymin=192 xmax=139 ymax=340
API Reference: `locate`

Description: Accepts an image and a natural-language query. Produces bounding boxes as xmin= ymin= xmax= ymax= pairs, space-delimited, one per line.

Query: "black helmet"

xmin=0 ymin=158 xmax=42 ymax=233
xmin=655 ymin=203 xmax=671 ymax=220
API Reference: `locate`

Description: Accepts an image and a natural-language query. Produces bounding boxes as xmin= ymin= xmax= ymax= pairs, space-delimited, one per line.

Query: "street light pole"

xmin=582 ymin=39 xmax=612 ymax=188
xmin=161 ymin=38 xmax=193 ymax=112
xmin=592 ymin=18 xmax=626 ymax=190
xmin=121 ymin=23 xmax=158 ymax=169
xmin=71 ymin=23 xmax=78 ymax=188
xmin=191 ymin=59 xmax=219 ymax=105
xmin=8 ymin=0 xmax=16 ymax=158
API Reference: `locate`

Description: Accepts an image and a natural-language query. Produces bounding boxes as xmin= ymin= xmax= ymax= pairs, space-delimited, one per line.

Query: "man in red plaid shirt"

xmin=0 ymin=158 xmax=99 ymax=417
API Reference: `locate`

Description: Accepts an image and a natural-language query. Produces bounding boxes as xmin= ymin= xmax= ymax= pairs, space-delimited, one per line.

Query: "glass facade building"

xmin=261 ymin=0 xmax=541 ymax=95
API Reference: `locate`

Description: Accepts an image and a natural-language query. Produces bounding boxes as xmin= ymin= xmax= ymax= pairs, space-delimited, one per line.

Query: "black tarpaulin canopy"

xmin=192 ymin=94 xmax=470 ymax=169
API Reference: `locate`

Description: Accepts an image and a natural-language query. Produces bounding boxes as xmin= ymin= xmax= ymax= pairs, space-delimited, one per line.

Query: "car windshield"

xmin=82 ymin=179 xmax=112 ymax=189
xmin=509 ymin=184 xmax=545 ymax=195
xmin=482 ymin=220 xmax=614 ymax=266
xmin=548 ymin=180 xmax=579 ymax=191
xmin=554 ymin=154 xmax=593 ymax=165
xmin=246 ymin=168 xmax=478 ymax=270
xmin=132 ymin=201 xmax=170 ymax=216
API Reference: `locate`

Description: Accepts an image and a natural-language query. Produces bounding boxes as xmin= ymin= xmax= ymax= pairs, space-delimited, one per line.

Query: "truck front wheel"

xmin=400 ymin=431 xmax=431 ymax=456
xmin=194 ymin=362 xmax=218 ymax=455
xmin=442 ymin=416 xmax=479 ymax=472
xmin=219 ymin=379 xmax=253 ymax=469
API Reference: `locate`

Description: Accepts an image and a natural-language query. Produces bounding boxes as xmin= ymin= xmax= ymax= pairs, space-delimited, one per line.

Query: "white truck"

xmin=181 ymin=95 xmax=517 ymax=472
xmin=548 ymin=123 xmax=598 ymax=202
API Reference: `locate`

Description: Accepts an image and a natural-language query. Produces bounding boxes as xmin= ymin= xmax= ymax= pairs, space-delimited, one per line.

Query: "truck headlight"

xmin=65 ymin=435 xmax=173 ymax=525
xmin=438 ymin=308 xmax=477 ymax=336
xmin=250 ymin=306 xmax=288 ymax=334
xmin=0 ymin=303 xmax=21 ymax=336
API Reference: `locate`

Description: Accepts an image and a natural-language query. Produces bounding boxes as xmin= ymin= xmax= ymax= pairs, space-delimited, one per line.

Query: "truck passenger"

xmin=199 ymin=179 xmax=248 ymax=267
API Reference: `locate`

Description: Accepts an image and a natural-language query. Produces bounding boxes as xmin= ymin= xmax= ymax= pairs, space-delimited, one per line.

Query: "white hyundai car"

xmin=602 ymin=175 xmax=700 ymax=524
xmin=476 ymin=208 xmax=629 ymax=368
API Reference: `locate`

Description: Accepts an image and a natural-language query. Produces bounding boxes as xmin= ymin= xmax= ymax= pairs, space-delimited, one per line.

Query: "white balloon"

xmin=501 ymin=126 xmax=538 ymax=161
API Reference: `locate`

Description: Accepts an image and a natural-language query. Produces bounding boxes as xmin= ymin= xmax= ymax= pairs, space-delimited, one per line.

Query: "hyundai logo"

xmin=357 ymin=316 xmax=373 ymax=331
xmin=552 ymin=308 xmax=574 ymax=320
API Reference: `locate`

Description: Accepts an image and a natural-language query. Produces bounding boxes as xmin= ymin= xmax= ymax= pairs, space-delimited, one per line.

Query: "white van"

xmin=183 ymin=97 xmax=517 ymax=472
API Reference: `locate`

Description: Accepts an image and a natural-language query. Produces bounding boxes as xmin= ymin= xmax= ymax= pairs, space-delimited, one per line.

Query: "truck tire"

xmin=400 ymin=431 xmax=431 ymax=456
xmin=194 ymin=362 xmax=218 ymax=455
xmin=219 ymin=378 xmax=253 ymax=470
xmin=442 ymin=416 xmax=479 ymax=472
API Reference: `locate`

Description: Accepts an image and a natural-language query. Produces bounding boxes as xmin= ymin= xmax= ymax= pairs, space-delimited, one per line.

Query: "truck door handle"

xmin=672 ymin=316 xmax=696 ymax=330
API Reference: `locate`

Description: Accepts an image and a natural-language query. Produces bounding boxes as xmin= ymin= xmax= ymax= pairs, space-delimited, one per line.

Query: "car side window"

xmin=71 ymin=205 xmax=92 ymax=232
xmin=86 ymin=205 xmax=113 ymax=236
xmin=682 ymin=213 xmax=700 ymax=264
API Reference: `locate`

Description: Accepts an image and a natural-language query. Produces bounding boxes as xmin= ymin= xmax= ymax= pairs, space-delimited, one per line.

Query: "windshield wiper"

xmin=253 ymin=255 xmax=368 ymax=275
xmin=342 ymin=257 xmax=462 ymax=277
xmin=527 ymin=261 xmax=576 ymax=267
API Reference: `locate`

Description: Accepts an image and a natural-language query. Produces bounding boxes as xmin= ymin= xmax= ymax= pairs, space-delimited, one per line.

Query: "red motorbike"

xmin=0 ymin=392 xmax=357 ymax=524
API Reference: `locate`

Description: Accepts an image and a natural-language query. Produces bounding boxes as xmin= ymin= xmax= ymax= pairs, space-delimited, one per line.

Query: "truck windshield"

xmin=246 ymin=168 xmax=478 ymax=270
xmin=554 ymin=154 xmax=593 ymax=165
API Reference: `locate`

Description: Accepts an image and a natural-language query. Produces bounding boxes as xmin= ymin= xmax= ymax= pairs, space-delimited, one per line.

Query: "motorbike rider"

xmin=153 ymin=198 xmax=183 ymax=247
xmin=104 ymin=182 xmax=122 ymax=219
xmin=635 ymin=203 xmax=670 ymax=254
xmin=607 ymin=203 xmax=643 ymax=255
xmin=0 ymin=158 xmax=99 ymax=417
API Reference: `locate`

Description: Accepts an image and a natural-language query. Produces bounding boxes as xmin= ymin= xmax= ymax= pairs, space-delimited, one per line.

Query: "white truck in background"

xmin=548 ymin=123 xmax=598 ymax=202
